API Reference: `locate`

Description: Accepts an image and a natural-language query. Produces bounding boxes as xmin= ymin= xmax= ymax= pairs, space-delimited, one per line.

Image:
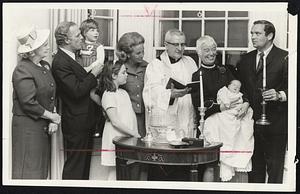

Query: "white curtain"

xmin=49 ymin=9 xmax=88 ymax=180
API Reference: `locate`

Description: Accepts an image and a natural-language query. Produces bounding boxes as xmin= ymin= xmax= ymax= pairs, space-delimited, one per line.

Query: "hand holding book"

xmin=166 ymin=77 xmax=200 ymax=94
xmin=170 ymin=83 xmax=191 ymax=98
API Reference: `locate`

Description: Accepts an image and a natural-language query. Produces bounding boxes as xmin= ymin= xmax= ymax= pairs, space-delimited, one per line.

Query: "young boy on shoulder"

xmin=79 ymin=18 xmax=105 ymax=72
xmin=78 ymin=18 xmax=105 ymax=138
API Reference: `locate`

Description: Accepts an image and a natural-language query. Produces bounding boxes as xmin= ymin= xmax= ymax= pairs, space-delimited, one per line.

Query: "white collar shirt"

xmin=60 ymin=47 xmax=76 ymax=61
xmin=256 ymin=44 xmax=273 ymax=68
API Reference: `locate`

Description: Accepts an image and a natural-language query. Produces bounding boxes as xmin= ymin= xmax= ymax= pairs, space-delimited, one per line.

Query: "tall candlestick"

xmin=263 ymin=57 xmax=266 ymax=88
xmin=198 ymin=70 xmax=206 ymax=144
xmin=256 ymin=55 xmax=271 ymax=126
xmin=199 ymin=70 xmax=204 ymax=108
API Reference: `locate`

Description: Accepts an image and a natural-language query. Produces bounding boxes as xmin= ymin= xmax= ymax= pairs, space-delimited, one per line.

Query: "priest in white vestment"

xmin=143 ymin=29 xmax=198 ymax=139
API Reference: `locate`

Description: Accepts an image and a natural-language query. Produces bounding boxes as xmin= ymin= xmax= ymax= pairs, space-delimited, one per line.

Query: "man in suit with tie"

xmin=236 ymin=20 xmax=288 ymax=183
xmin=52 ymin=21 xmax=103 ymax=179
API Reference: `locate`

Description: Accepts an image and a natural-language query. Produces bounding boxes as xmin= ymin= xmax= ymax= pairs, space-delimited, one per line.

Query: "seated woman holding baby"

xmin=191 ymin=35 xmax=254 ymax=182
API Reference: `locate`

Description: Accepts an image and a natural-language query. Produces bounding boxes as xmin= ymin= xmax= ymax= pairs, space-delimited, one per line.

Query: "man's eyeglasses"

xmin=166 ymin=41 xmax=186 ymax=47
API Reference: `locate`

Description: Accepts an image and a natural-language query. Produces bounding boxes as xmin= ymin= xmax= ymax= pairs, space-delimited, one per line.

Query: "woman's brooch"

xmin=218 ymin=66 xmax=226 ymax=74
xmin=44 ymin=65 xmax=50 ymax=70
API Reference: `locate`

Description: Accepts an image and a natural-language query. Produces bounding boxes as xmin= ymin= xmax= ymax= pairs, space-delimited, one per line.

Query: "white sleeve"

xmin=143 ymin=60 xmax=171 ymax=111
xmin=101 ymin=91 xmax=117 ymax=111
xmin=96 ymin=44 xmax=105 ymax=64
xmin=217 ymin=87 xmax=230 ymax=107
xmin=186 ymin=56 xmax=198 ymax=75
xmin=279 ymin=91 xmax=287 ymax=102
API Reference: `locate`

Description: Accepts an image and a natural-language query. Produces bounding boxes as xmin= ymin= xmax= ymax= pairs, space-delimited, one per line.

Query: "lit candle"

xmin=263 ymin=57 xmax=266 ymax=88
xmin=199 ymin=71 xmax=204 ymax=108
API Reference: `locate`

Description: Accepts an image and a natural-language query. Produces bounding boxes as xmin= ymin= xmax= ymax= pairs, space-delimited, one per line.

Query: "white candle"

xmin=149 ymin=84 xmax=152 ymax=112
xmin=263 ymin=57 xmax=266 ymax=88
xmin=200 ymin=71 xmax=204 ymax=108
xmin=147 ymin=84 xmax=152 ymax=131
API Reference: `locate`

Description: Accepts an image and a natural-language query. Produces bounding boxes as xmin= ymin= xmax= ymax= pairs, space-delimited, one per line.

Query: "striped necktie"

xmin=256 ymin=52 xmax=264 ymax=73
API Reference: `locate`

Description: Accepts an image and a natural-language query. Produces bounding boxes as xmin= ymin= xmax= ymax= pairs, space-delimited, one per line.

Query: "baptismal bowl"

xmin=149 ymin=126 xmax=169 ymax=144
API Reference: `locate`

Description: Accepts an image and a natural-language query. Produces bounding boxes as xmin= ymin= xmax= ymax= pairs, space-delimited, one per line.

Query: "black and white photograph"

xmin=2 ymin=2 xmax=297 ymax=192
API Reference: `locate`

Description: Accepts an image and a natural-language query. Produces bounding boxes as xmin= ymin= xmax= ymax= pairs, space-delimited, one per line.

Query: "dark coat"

xmin=12 ymin=59 xmax=56 ymax=179
xmin=236 ymin=45 xmax=288 ymax=135
xmin=191 ymin=64 xmax=236 ymax=119
xmin=52 ymin=48 xmax=98 ymax=133
xmin=236 ymin=44 xmax=288 ymax=183
xmin=51 ymin=48 xmax=97 ymax=179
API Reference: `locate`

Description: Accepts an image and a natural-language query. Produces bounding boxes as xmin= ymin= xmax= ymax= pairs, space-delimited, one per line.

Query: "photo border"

xmin=2 ymin=2 xmax=298 ymax=192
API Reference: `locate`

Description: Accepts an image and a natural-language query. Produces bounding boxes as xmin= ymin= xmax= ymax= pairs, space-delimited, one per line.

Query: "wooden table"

xmin=113 ymin=137 xmax=222 ymax=181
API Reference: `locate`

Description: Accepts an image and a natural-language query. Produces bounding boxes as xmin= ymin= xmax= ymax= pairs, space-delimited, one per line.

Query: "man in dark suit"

xmin=52 ymin=21 xmax=103 ymax=179
xmin=236 ymin=20 xmax=288 ymax=183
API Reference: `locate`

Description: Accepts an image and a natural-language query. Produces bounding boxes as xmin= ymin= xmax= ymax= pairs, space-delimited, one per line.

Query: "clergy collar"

xmin=169 ymin=56 xmax=182 ymax=64
xmin=201 ymin=63 xmax=216 ymax=69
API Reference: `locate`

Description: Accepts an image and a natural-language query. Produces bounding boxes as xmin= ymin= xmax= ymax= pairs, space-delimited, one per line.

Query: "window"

xmin=154 ymin=10 xmax=249 ymax=66
xmin=89 ymin=9 xmax=118 ymax=63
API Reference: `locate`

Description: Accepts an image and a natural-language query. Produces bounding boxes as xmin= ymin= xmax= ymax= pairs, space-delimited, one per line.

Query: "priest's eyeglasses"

xmin=166 ymin=41 xmax=186 ymax=48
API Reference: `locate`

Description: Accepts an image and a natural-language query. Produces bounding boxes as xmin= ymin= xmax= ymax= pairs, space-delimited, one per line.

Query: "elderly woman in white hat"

xmin=12 ymin=26 xmax=61 ymax=179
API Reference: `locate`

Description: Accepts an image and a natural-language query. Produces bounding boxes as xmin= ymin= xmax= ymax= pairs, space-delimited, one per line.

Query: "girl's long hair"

xmin=96 ymin=60 xmax=124 ymax=96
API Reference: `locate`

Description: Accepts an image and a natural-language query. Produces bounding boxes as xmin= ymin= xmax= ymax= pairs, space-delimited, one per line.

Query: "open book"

xmin=165 ymin=77 xmax=200 ymax=93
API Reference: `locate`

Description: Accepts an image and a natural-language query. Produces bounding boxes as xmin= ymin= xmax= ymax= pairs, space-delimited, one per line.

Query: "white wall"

xmin=4 ymin=6 xmax=51 ymax=65
xmin=118 ymin=10 xmax=155 ymax=63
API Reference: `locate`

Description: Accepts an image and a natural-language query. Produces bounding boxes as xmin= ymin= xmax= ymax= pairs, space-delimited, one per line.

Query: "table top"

xmin=113 ymin=136 xmax=222 ymax=152
xmin=113 ymin=136 xmax=223 ymax=165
